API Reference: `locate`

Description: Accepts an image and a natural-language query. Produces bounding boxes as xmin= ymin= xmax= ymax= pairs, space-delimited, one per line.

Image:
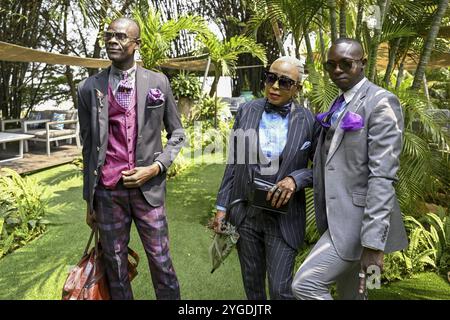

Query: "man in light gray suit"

xmin=77 ymin=18 xmax=184 ymax=299
xmin=291 ymin=38 xmax=408 ymax=300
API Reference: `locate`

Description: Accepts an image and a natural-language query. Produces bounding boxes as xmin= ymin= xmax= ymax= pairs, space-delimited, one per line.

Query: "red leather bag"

xmin=62 ymin=228 xmax=139 ymax=300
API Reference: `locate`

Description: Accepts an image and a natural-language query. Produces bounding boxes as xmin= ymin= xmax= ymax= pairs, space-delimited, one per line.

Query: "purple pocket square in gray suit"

xmin=147 ymin=88 xmax=165 ymax=105
xmin=340 ymin=111 xmax=364 ymax=131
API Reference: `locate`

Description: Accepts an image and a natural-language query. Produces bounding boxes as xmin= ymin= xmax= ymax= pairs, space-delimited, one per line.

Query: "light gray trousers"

xmin=291 ymin=230 xmax=367 ymax=300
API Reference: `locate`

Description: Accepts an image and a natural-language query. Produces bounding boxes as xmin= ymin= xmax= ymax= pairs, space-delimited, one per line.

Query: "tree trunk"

xmin=411 ymin=0 xmax=449 ymax=90
xmin=270 ymin=18 xmax=286 ymax=56
xmin=209 ymin=69 xmax=221 ymax=97
xmin=355 ymin=0 xmax=364 ymax=42
xmin=88 ymin=0 xmax=112 ymax=76
xmin=339 ymin=1 xmax=347 ymax=38
xmin=304 ymin=28 xmax=315 ymax=67
xmin=318 ymin=22 xmax=326 ymax=63
xmin=423 ymin=74 xmax=431 ymax=107
xmin=395 ymin=57 xmax=406 ymax=90
xmin=368 ymin=0 xmax=392 ymax=82
xmin=383 ymin=37 xmax=402 ymax=87
xmin=328 ymin=0 xmax=338 ymax=42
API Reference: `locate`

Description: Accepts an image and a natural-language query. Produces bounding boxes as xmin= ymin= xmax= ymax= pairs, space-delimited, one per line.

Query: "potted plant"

xmin=170 ymin=71 xmax=202 ymax=117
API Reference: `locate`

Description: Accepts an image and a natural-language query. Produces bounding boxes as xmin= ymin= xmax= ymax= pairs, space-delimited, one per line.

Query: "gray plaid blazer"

xmin=77 ymin=66 xmax=185 ymax=208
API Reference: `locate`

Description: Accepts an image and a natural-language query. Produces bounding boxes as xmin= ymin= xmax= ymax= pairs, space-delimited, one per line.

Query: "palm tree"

xmin=133 ymin=7 xmax=207 ymax=70
xmin=366 ymin=0 xmax=392 ymax=82
xmin=248 ymin=0 xmax=324 ymax=60
xmin=411 ymin=0 xmax=449 ymax=90
xmin=328 ymin=0 xmax=338 ymax=42
xmin=246 ymin=0 xmax=287 ymax=55
xmin=196 ymin=31 xmax=267 ymax=98
xmin=195 ymin=31 xmax=266 ymax=128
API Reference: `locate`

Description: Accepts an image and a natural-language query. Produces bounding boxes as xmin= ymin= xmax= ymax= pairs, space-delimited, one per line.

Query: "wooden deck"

xmin=0 ymin=141 xmax=81 ymax=175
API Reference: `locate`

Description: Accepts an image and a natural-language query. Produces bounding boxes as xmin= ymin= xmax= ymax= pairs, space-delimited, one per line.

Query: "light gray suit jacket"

xmin=77 ymin=66 xmax=185 ymax=208
xmin=313 ymin=80 xmax=408 ymax=261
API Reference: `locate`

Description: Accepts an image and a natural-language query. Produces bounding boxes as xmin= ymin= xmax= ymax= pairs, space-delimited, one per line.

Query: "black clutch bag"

xmin=248 ymin=177 xmax=289 ymax=214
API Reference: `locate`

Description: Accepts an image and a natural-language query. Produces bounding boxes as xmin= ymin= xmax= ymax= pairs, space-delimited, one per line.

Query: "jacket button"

xmin=96 ymin=146 xmax=100 ymax=152
xmin=93 ymin=170 xmax=98 ymax=176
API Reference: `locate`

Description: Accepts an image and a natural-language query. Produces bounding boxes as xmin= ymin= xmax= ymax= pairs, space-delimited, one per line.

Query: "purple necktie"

xmin=315 ymin=94 xmax=345 ymax=128
xmin=115 ymin=72 xmax=134 ymax=108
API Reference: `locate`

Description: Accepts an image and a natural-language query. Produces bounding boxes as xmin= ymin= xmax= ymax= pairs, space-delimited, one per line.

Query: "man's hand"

xmin=212 ymin=210 xmax=226 ymax=234
xmin=122 ymin=164 xmax=160 ymax=188
xmin=266 ymin=176 xmax=296 ymax=208
xmin=359 ymin=247 xmax=384 ymax=294
xmin=86 ymin=204 xmax=96 ymax=229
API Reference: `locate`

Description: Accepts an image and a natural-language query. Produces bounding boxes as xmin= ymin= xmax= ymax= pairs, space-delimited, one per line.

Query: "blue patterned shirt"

xmin=259 ymin=107 xmax=290 ymax=160
xmin=216 ymin=102 xmax=290 ymax=212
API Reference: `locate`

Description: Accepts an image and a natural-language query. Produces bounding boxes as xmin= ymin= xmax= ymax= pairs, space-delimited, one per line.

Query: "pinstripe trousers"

xmin=236 ymin=210 xmax=297 ymax=300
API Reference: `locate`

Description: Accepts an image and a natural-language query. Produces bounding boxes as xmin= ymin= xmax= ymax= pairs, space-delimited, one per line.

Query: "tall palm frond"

xmin=133 ymin=7 xmax=207 ymax=70
xmin=393 ymin=87 xmax=450 ymax=215
xmin=196 ymin=31 xmax=267 ymax=97
xmin=304 ymin=66 xmax=339 ymax=113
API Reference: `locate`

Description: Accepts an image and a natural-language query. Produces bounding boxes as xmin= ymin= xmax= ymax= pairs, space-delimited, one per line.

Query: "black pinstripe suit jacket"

xmin=216 ymin=98 xmax=319 ymax=250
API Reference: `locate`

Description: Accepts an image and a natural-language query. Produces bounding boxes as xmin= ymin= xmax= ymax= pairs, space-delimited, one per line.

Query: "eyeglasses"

xmin=323 ymin=59 xmax=363 ymax=72
xmin=264 ymin=71 xmax=298 ymax=91
xmin=103 ymin=31 xmax=139 ymax=44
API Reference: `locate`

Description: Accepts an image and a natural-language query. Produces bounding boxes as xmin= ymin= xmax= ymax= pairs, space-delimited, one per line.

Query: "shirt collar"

xmin=342 ymin=77 xmax=367 ymax=104
xmin=110 ymin=63 xmax=137 ymax=80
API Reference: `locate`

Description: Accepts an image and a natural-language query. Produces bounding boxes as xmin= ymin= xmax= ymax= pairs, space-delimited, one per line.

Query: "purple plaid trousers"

xmin=93 ymin=182 xmax=180 ymax=300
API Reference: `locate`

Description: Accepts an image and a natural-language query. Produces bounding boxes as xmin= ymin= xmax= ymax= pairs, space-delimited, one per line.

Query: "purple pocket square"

xmin=340 ymin=111 xmax=364 ymax=131
xmin=147 ymin=88 xmax=165 ymax=105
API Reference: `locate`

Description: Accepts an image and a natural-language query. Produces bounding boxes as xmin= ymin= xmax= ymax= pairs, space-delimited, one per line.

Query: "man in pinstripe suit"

xmin=213 ymin=57 xmax=319 ymax=299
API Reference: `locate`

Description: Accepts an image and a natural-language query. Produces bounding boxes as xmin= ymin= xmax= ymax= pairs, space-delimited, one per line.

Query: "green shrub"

xmin=170 ymin=71 xmax=202 ymax=100
xmin=0 ymin=168 xmax=49 ymax=258
xmin=419 ymin=208 xmax=450 ymax=275
xmin=188 ymin=95 xmax=229 ymax=124
xmin=383 ymin=214 xmax=442 ymax=283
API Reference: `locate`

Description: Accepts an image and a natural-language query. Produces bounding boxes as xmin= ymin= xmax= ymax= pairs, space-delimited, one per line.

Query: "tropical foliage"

xmin=383 ymin=208 xmax=450 ymax=282
xmin=0 ymin=169 xmax=49 ymax=258
xmin=196 ymin=31 xmax=268 ymax=97
xmin=170 ymin=72 xmax=202 ymax=100
xmin=133 ymin=7 xmax=207 ymax=70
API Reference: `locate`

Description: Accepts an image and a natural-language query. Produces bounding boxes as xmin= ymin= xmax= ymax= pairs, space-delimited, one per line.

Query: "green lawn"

xmin=0 ymin=155 xmax=448 ymax=300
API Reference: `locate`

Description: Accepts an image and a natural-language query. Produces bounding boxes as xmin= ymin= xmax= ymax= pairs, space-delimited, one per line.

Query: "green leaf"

xmin=6 ymin=217 xmax=21 ymax=226
xmin=28 ymin=220 xmax=37 ymax=229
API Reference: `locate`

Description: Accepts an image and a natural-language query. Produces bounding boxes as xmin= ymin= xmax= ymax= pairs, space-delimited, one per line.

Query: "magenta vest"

xmin=100 ymin=85 xmax=137 ymax=188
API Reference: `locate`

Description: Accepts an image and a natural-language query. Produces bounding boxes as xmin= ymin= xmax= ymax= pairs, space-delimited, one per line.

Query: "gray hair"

xmin=273 ymin=56 xmax=305 ymax=81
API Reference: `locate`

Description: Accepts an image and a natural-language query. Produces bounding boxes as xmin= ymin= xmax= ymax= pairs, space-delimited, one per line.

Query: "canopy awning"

xmin=0 ymin=41 xmax=214 ymax=71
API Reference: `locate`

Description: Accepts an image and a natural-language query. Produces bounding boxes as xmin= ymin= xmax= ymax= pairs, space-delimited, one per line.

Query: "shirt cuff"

xmin=155 ymin=161 xmax=165 ymax=173
xmin=216 ymin=205 xmax=227 ymax=212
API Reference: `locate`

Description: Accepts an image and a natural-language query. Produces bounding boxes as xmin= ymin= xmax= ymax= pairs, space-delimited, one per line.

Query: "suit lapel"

xmin=93 ymin=68 xmax=110 ymax=149
xmin=326 ymin=81 xmax=370 ymax=165
xmin=136 ymin=66 xmax=150 ymax=138
xmin=277 ymin=103 xmax=304 ymax=179
xmin=244 ymin=99 xmax=265 ymax=179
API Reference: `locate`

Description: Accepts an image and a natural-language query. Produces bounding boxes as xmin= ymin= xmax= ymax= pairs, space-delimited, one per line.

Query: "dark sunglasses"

xmin=103 ymin=31 xmax=139 ymax=43
xmin=264 ymin=71 xmax=298 ymax=90
xmin=323 ymin=59 xmax=363 ymax=72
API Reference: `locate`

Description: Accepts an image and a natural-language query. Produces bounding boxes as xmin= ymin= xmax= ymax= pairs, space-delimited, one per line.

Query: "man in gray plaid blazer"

xmin=213 ymin=57 xmax=319 ymax=299
xmin=77 ymin=18 xmax=184 ymax=299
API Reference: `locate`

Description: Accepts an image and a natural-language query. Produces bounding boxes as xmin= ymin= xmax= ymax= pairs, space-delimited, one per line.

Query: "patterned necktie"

xmin=316 ymin=94 xmax=345 ymax=128
xmin=330 ymin=95 xmax=346 ymax=125
xmin=115 ymin=72 xmax=134 ymax=108
xmin=264 ymin=101 xmax=290 ymax=118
